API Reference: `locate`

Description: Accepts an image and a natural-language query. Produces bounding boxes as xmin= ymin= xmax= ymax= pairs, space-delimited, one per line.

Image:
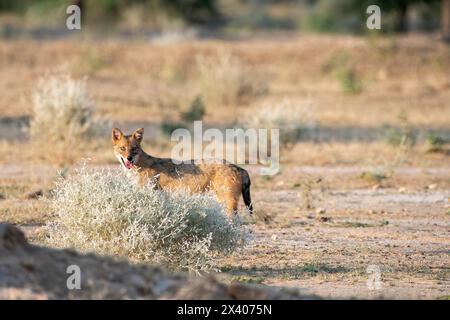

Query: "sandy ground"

xmin=0 ymin=163 xmax=448 ymax=299
xmin=226 ymin=187 xmax=449 ymax=299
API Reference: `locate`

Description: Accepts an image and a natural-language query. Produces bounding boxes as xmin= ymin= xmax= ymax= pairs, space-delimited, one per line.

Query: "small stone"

xmin=398 ymin=187 xmax=406 ymax=193
xmin=318 ymin=216 xmax=331 ymax=222
xmin=316 ymin=208 xmax=326 ymax=215
xmin=372 ymin=184 xmax=381 ymax=191
xmin=427 ymin=184 xmax=437 ymax=190
xmin=27 ymin=190 xmax=43 ymax=199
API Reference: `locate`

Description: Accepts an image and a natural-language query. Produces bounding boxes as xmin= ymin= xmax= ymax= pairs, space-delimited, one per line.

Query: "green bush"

xmin=426 ymin=134 xmax=446 ymax=153
xmin=181 ymin=96 xmax=206 ymax=122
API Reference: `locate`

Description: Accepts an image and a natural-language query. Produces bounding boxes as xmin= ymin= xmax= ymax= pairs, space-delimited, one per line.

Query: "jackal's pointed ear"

xmin=132 ymin=128 xmax=144 ymax=143
xmin=112 ymin=128 xmax=123 ymax=143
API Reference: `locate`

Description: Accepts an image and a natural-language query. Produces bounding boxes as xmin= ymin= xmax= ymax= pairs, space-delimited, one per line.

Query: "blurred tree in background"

xmin=339 ymin=0 xmax=440 ymax=32
xmin=443 ymin=0 xmax=450 ymax=41
xmin=302 ymin=0 xmax=442 ymax=33
xmin=0 ymin=0 xmax=222 ymax=26
xmin=0 ymin=0 xmax=448 ymax=38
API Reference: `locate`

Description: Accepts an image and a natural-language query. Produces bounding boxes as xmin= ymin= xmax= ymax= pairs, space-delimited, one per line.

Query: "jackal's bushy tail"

xmin=240 ymin=169 xmax=253 ymax=214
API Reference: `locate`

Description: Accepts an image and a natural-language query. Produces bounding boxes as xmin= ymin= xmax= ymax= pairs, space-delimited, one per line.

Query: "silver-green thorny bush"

xmin=46 ymin=166 xmax=245 ymax=273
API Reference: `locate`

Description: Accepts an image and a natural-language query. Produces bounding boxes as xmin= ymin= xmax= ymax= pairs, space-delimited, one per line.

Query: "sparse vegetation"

xmin=296 ymin=175 xmax=324 ymax=211
xmin=29 ymin=72 xmax=104 ymax=166
xmin=293 ymin=262 xmax=348 ymax=277
xmin=161 ymin=121 xmax=187 ymax=136
xmin=323 ymin=52 xmax=364 ymax=93
xmin=160 ymin=96 xmax=206 ymax=136
xmin=384 ymin=112 xmax=416 ymax=148
xmin=426 ymin=134 xmax=447 ymax=153
xmin=181 ymin=95 xmax=206 ymax=122
xmin=195 ymin=50 xmax=268 ymax=106
xmin=231 ymin=275 xmax=265 ymax=284
xmin=337 ymin=220 xmax=389 ymax=228
xmin=46 ymin=166 xmax=245 ymax=273
xmin=77 ymin=48 xmax=110 ymax=76
xmin=360 ymin=170 xmax=388 ymax=184
xmin=242 ymin=99 xmax=315 ymax=149
xmin=336 ymin=68 xmax=363 ymax=94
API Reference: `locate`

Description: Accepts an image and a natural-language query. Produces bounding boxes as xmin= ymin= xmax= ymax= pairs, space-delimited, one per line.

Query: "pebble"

xmin=316 ymin=208 xmax=326 ymax=215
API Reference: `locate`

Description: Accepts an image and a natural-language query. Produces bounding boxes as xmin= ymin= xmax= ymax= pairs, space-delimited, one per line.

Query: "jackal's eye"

xmin=120 ymin=147 xmax=126 ymax=152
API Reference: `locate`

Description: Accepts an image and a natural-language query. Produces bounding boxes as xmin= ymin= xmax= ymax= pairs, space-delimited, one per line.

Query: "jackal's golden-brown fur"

xmin=112 ymin=128 xmax=253 ymax=216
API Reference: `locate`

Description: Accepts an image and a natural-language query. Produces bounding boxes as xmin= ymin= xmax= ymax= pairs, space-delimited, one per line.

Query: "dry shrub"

xmin=195 ymin=50 xmax=268 ymax=106
xmin=242 ymin=98 xmax=316 ymax=148
xmin=29 ymin=73 xmax=103 ymax=166
xmin=46 ymin=166 xmax=245 ymax=273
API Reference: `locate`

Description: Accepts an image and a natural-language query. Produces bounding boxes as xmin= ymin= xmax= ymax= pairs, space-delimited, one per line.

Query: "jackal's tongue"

xmin=125 ymin=160 xmax=133 ymax=169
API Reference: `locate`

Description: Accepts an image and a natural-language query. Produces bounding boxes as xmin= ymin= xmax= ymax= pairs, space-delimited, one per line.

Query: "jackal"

xmin=112 ymin=128 xmax=253 ymax=216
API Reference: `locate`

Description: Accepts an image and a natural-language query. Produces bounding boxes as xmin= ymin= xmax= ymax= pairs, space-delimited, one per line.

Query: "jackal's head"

xmin=112 ymin=127 xmax=144 ymax=170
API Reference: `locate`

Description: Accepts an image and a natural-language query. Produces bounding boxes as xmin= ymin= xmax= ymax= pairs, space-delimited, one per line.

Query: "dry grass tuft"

xmin=242 ymin=98 xmax=316 ymax=148
xmin=29 ymin=72 xmax=104 ymax=166
xmin=195 ymin=50 xmax=268 ymax=107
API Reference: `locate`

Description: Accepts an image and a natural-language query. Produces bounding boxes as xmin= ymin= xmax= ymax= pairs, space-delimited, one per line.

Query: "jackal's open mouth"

xmin=120 ymin=157 xmax=133 ymax=170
